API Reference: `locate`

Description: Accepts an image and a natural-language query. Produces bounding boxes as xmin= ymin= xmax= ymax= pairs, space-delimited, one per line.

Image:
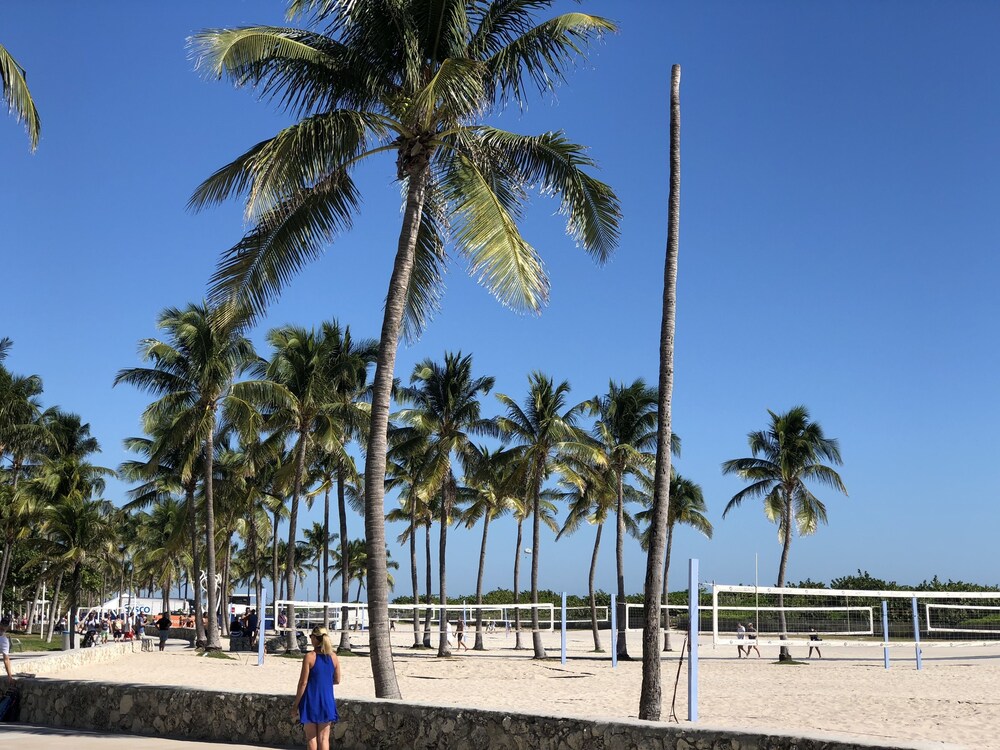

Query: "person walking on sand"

xmin=456 ymin=618 xmax=468 ymax=651
xmin=0 ymin=619 xmax=15 ymax=686
xmin=155 ymin=612 xmax=172 ymax=652
xmin=808 ymin=627 xmax=823 ymax=659
xmin=291 ymin=626 xmax=342 ymax=750
xmin=736 ymin=622 xmax=746 ymax=658
xmin=745 ymin=622 xmax=761 ymax=657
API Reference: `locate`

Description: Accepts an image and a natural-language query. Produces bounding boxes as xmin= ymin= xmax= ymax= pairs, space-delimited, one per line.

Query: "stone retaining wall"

xmin=15 ymin=677 xmax=953 ymax=750
xmin=12 ymin=641 xmax=137 ymax=676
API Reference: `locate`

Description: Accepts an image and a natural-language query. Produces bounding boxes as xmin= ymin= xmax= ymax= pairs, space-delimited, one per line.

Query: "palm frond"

xmin=0 ymin=44 xmax=40 ymax=151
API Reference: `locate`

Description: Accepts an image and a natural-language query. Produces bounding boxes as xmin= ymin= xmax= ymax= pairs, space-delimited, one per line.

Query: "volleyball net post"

xmin=912 ymin=597 xmax=922 ymax=670
xmin=560 ymin=592 xmax=567 ymax=665
xmin=882 ymin=600 xmax=889 ymax=670
xmin=688 ymin=558 xmax=699 ymax=723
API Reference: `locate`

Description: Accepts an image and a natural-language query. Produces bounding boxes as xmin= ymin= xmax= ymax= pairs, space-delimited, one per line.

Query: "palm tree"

xmin=554 ymin=455 xmax=617 ymax=652
xmin=722 ymin=405 xmax=847 ymax=660
xmin=460 ymin=444 xmax=518 ymax=650
xmin=497 ymin=372 xmax=589 ymax=658
xmin=302 ymin=521 xmax=335 ymax=601
xmin=636 ymin=473 xmax=712 ymax=651
xmin=591 ymin=379 xmax=658 ymax=660
xmin=114 ymin=303 xmax=261 ymax=652
xmin=395 ymin=352 xmax=495 ymax=656
xmin=319 ymin=321 xmax=377 ymax=652
xmin=639 ymin=64 xmax=681 ymax=721
xmin=191 ymin=0 xmax=621 ymax=698
xmin=0 ymin=43 xmax=40 ymax=150
xmin=334 ymin=539 xmax=398 ymax=603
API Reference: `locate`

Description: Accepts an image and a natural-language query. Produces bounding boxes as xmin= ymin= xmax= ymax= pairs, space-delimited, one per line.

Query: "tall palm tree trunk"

xmin=639 ymin=64 xmax=681 ymax=721
xmin=513 ymin=518 xmax=523 ymax=650
xmin=271 ymin=508 xmax=280 ymax=621
xmin=530 ymin=485 xmax=546 ymax=659
xmin=473 ymin=513 xmax=492 ymax=650
xmin=337 ymin=461 xmax=351 ymax=652
xmin=46 ymin=573 xmax=63 ymax=643
xmin=662 ymin=524 xmax=675 ymax=651
xmin=68 ymin=563 xmax=82 ymax=649
xmin=188 ymin=484 xmax=206 ymax=648
xmin=437 ymin=477 xmax=453 ymax=657
xmin=363 ymin=164 xmax=430 ymax=698
xmin=615 ymin=473 xmax=629 ymax=659
xmin=589 ymin=523 xmax=604 ymax=652
xmin=422 ymin=524 xmax=433 ymax=647
xmin=410 ymin=502 xmax=420 ymax=648
xmin=221 ymin=535 xmax=233 ymax=636
xmin=204 ymin=425 xmax=222 ymax=651
xmin=776 ymin=493 xmax=793 ymax=660
xmin=285 ymin=433 xmax=308 ymax=651
xmin=322 ymin=481 xmax=331 ymax=630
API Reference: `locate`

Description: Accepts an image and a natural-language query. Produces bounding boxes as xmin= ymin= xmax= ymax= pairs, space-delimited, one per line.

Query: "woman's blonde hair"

xmin=310 ymin=626 xmax=334 ymax=655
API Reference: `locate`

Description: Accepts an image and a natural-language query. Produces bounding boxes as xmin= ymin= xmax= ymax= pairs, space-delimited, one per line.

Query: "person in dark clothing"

xmin=155 ymin=613 xmax=172 ymax=652
xmin=808 ymin=627 xmax=823 ymax=659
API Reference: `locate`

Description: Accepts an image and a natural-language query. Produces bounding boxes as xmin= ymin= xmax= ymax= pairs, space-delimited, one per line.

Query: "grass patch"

xmin=7 ymin=633 xmax=63 ymax=652
xmin=200 ymin=650 xmax=235 ymax=660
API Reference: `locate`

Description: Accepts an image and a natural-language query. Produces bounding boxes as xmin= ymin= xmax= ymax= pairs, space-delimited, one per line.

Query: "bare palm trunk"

xmin=363 ymin=162 xmax=430 ymax=699
xmin=776 ymin=493 xmax=793 ymax=661
xmin=46 ymin=572 xmax=63 ymax=643
xmin=221 ymin=535 xmax=233 ymax=636
xmin=473 ymin=512 xmax=492 ymax=650
xmin=530 ymin=483 xmax=546 ymax=659
xmin=589 ymin=523 xmax=604 ymax=652
xmin=513 ymin=518 xmax=524 ymax=650
xmin=438 ymin=476 xmax=453 ymax=657
xmin=26 ymin=578 xmax=41 ymax=635
xmin=639 ymin=64 xmax=681 ymax=721
xmin=615 ymin=472 xmax=629 ymax=659
xmin=323 ymin=479 xmax=331 ymax=630
xmin=337 ymin=461 xmax=351 ymax=652
xmin=410 ymin=502 xmax=420 ymax=648
xmin=188 ymin=484 xmax=206 ymax=648
xmin=204 ymin=424 xmax=222 ymax=652
xmin=422 ymin=524 xmax=433 ymax=647
xmin=68 ymin=563 xmax=81 ymax=649
xmin=271 ymin=508 xmax=280 ymax=623
xmin=662 ymin=523 xmax=675 ymax=651
xmin=285 ymin=433 xmax=308 ymax=651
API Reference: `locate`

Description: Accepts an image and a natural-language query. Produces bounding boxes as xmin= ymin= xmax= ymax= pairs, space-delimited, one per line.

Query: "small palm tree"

xmin=0 ymin=43 xmax=40 ymax=150
xmin=395 ymin=352 xmax=495 ymax=656
xmin=636 ymin=473 xmax=712 ymax=650
xmin=192 ymin=0 xmax=621 ymax=698
xmin=460 ymin=444 xmax=518 ymax=650
xmin=497 ymin=372 xmax=589 ymax=658
xmin=722 ymin=405 xmax=847 ymax=659
xmin=115 ymin=302 xmax=261 ymax=652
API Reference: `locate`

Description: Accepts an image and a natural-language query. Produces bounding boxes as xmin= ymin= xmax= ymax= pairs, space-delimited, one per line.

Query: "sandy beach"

xmin=42 ymin=629 xmax=1000 ymax=749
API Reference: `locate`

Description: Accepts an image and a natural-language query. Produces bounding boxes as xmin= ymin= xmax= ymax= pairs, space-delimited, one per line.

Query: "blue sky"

xmin=2 ymin=1 xmax=998 ymax=600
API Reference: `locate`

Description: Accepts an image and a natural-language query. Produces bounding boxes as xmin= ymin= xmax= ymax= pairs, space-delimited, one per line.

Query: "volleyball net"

xmin=712 ymin=584 xmax=1000 ymax=649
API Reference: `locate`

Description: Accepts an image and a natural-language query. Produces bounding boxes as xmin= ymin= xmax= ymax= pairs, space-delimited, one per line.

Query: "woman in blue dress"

xmin=291 ymin=626 xmax=342 ymax=750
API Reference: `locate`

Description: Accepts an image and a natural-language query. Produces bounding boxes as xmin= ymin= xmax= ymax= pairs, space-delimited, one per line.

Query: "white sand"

xmin=49 ymin=630 xmax=1000 ymax=749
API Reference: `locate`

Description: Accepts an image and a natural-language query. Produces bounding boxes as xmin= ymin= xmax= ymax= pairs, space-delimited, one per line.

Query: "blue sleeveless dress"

xmin=299 ymin=653 xmax=338 ymax=724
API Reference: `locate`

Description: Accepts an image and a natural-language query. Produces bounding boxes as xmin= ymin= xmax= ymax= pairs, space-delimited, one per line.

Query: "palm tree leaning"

xmin=115 ymin=303 xmax=261 ymax=652
xmin=460 ymin=444 xmax=518 ymax=650
xmin=591 ymin=379 xmax=658 ymax=660
xmin=722 ymin=405 xmax=847 ymax=660
xmin=395 ymin=352 xmax=495 ymax=657
xmin=1 ymin=43 xmax=40 ymax=150
xmin=498 ymin=372 xmax=590 ymax=659
xmin=191 ymin=0 xmax=620 ymax=699
xmin=636 ymin=473 xmax=712 ymax=651
xmin=638 ymin=64 xmax=681 ymax=721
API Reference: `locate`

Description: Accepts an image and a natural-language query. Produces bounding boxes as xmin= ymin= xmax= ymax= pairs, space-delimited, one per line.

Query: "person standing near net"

xmin=808 ymin=627 xmax=823 ymax=659
xmin=292 ymin=626 xmax=341 ymax=750
xmin=456 ymin=618 xmax=468 ymax=651
xmin=745 ymin=622 xmax=761 ymax=657
xmin=736 ymin=622 xmax=746 ymax=658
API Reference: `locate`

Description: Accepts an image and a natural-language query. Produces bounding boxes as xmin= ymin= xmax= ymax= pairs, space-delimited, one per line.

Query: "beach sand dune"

xmin=50 ymin=630 xmax=1000 ymax=749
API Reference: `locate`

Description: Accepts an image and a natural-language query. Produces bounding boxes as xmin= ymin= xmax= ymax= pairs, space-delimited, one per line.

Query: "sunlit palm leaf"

xmin=0 ymin=44 xmax=40 ymax=151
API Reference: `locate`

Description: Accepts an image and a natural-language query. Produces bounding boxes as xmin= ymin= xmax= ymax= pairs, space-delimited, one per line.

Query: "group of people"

xmin=229 ymin=609 xmax=260 ymax=644
xmin=736 ymin=623 xmax=824 ymax=659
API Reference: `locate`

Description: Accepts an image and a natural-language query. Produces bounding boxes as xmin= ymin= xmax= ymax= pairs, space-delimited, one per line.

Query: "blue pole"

xmin=610 ymin=597 xmax=618 ymax=669
xmin=881 ymin=600 xmax=890 ymax=670
xmin=688 ymin=558 xmax=699 ymax=722
xmin=256 ymin=589 xmax=267 ymax=666
xmin=561 ymin=592 xmax=567 ymax=665
xmin=911 ymin=597 xmax=922 ymax=670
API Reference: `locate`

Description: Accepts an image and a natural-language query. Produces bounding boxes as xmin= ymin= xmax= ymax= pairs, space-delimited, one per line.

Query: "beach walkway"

xmin=0 ymin=724 xmax=289 ymax=750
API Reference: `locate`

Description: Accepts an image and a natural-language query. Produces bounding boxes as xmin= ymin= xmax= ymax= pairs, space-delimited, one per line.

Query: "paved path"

xmin=0 ymin=724 xmax=292 ymax=750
